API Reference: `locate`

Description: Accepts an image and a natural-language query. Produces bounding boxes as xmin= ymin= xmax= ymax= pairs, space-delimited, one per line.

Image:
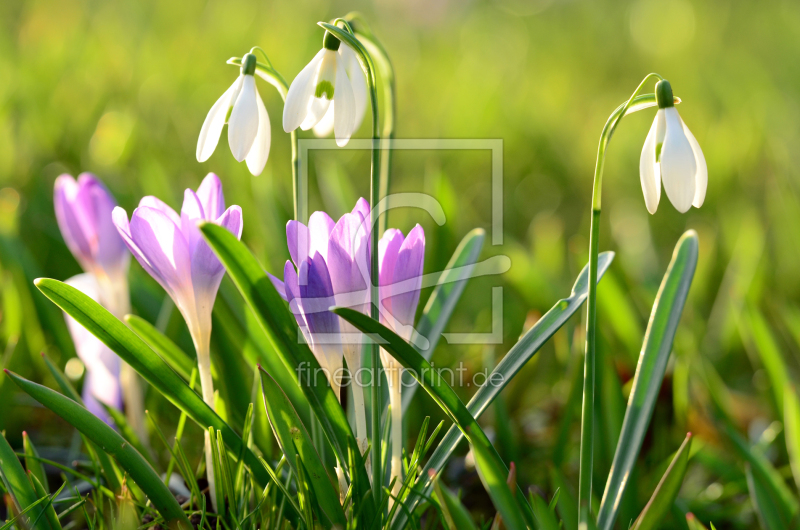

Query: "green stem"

xmin=230 ymin=51 xmax=304 ymax=222
xmin=577 ymin=74 xmax=664 ymax=525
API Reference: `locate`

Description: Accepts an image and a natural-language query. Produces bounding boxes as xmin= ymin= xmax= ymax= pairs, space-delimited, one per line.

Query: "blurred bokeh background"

xmin=2 ymin=0 xmax=800 ymax=527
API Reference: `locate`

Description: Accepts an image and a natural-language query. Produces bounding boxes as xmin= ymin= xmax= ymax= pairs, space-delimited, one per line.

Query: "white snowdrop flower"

xmin=639 ymin=80 xmax=707 ymax=214
xmin=312 ymin=44 xmax=367 ymax=139
xmin=197 ymin=53 xmax=271 ymax=176
xmin=283 ymin=32 xmax=357 ymax=147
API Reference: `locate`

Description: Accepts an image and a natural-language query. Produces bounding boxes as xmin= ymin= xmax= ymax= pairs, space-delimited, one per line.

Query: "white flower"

xmin=639 ymin=80 xmax=707 ymax=214
xmin=283 ymin=32 xmax=357 ymax=147
xmin=312 ymin=45 xmax=368 ymax=139
xmin=197 ymin=53 xmax=271 ymax=176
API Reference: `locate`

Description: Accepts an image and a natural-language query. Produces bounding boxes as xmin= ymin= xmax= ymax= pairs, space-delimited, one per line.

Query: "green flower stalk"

xmin=578 ymin=73 xmax=705 ymax=526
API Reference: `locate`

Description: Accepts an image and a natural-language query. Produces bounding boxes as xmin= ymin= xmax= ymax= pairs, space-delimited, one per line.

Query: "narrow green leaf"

xmin=23 ymin=432 xmax=48 ymax=495
xmin=468 ymin=436 xmax=527 ymax=530
xmin=125 ymin=314 xmax=198 ymax=383
xmin=259 ymin=366 xmax=346 ymax=527
xmin=199 ymin=221 xmax=375 ymax=522
xmin=4 ymin=371 xmax=191 ymax=529
xmin=100 ymin=403 xmax=155 ymax=465
xmin=740 ymin=308 xmax=789 ymax=417
xmin=29 ymin=472 xmax=61 ymax=530
xmin=0 ymin=431 xmax=50 ymax=530
xmin=332 ymin=307 xmax=536 ymax=530
xmin=784 ymin=386 xmax=800 ymax=493
xmin=549 ymin=466 xmax=578 ymax=530
xmin=597 ymin=231 xmax=699 ymax=530
xmin=33 ymin=278 xmax=280 ymax=501
xmin=40 ymin=353 xmax=122 ymax=492
xmin=403 ymin=228 xmax=485 ymax=411
xmin=431 ymin=471 xmax=479 ymax=530
xmin=390 ymin=251 xmax=614 ymax=529
xmin=746 ymin=463 xmax=790 ymax=530
xmin=530 ymin=492 xmax=560 ymax=530
xmin=632 ymin=433 xmax=693 ymax=530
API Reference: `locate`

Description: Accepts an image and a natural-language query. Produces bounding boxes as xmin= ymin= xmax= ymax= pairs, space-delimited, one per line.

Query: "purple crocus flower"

xmin=54 ymin=173 xmax=130 ymax=283
xmin=64 ymin=273 xmax=123 ymax=425
xmin=113 ymin=172 xmax=241 ymax=513
xmin=112 ymin=173 xmax=243 ymax=345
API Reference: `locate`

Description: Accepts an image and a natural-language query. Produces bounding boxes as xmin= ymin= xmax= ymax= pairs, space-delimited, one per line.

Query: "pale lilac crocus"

xmin=378 ymin=224 xmax=425 ymax=501
xmin=64 ymin=274 xmax=123 ymax=425
xmin=272 ymin=198 xmax=372 ymax=454
xmin=54 ymin=173 xmax=148 ymax=439
xmin=112 ymin=172 xmax=242 ymax=511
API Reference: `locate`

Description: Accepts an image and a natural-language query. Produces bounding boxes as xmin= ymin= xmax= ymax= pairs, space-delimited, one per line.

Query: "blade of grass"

xmin=0 ymin=431 xmax=51 ymax=530
xmin=596 ymin=231 xmax=699 ymax=530
xmin=631 ymin=433 xmax=693 ymax=530
xmin=431 ymin=471 xmax=479 ymax=530
xmin=23 ymin=432 xmax=48 ymax=494
xmin=469 ymin=436 xmax=527 ymax=530
xmin=4 ymin=371 xmax=191 ymax=529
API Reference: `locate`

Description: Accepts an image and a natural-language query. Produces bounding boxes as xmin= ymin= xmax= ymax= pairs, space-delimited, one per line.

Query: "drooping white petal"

xmin=228 ymin=75 xmax=259 ymax=162
xmin=681 ymin=118 xmax=707 ymax=208
xmin=639 ymin=115 xmax=661 ymax=215
xmin=300 ymin=97 xmax=331 ymax=131
xmin=333 ymin=55 xmax=356 ymax=147
xmin=245 ymin=87 xmax=271 ymax=176
xmin=283 ymin=49 xmax=326 ymax=133
xmin=312 ymin=104 xmax=335 ymax=137
xmin=344 ymin=46 xmax=368 ymax=132
xmin=660 ymin=107 xmax=697 ymax=213
xmin=196 ymin=77 xmax=242 ymax=162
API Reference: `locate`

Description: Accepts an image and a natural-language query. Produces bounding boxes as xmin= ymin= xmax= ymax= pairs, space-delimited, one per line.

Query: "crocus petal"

xmin=139 ymin=196 xmax=181 ymax=226
xmin=129 ymin=206 xmax=193 ymax=301
xmin=333 ymin=55 xmax=356 ymax=147
xmin=54 ymin=175 xmax=95 ymax=269
xmin=298 ymin=253 xmax=339 ymax=338
xmin=283 ymin=260 xmax=311 ymax=342
xmin=287 ymin=220 xmax=310 ymax=267
xmin=196 ymin=173 xmax=225 ymax=220
xmin=639 ymin=115 xmax=661 ymax=215
xmin=113 ymin=206 xmax=162 ymax=284
xmin=378 ymin=229 xmax=405 ymax=321
xmin=284 ymin=50 xmax=326 ymax=132
xmin=190 ymin=205 xmax=242 ymax=305
xmin=682 ymin=119 xmax=707 ymax=208
xmin=660 ymin=107 xmax=697 ymax=213
xmin=308 ymin=211 xmax=335 ymax=261
xmin=81 ymin=174 xmax=129 ymax=275
xmin=328 ymin=232 xmax=369 ymax=310
xmin=245 ymin=87 xmax=271 ymax=176
xmin=386 ymin=225 xmax=425 ymax=336
xmin=197 ymin=77 xmax=242 ymax=163
xmin=228 ymin=75 xmax=259 ymax=162
xmin=180 ymin=189 xmax=206 ymax=260
xmin=352 ymin=197 xmax=371 ymax=223
xmin=268 ymin=271 xmax=287 ymax=301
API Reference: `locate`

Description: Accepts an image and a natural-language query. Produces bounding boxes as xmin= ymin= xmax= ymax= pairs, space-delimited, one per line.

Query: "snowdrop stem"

xmin=344 ymin=13 xmax=396 ymax=235
xmin=319 ymin=18 xmax=383 ymax=503
xmin=578 ymin=73 xmax=664 ymax=526
xmin=227 ymin=53 xmax=304 ymax=222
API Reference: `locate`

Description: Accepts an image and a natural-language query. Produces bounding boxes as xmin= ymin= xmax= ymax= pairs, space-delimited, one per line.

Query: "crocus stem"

xmin=195 ymin=336 xmax=218 ymax=513
xmin=387 ymin=360 xmax=402 ymax=508
xmin=577 ymin=74 xmax=664 ymax=525
xmin=344 ymin=348 xmax=369 ymax=453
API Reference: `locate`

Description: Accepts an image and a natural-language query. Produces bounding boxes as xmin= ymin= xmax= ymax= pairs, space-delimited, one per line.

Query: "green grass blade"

xmin=746 ymin=463 xmax=790 ymax=530
xmin=549 ymin=466 xmax=578 ymax=530
xmin=431 ymin=471 xmax=479 ymax=530
xmin=33 ymin=278 xmax=279 ymax=498
xmin=29 ymin=471 xmax=61 ymax=530
xmin=332 ymin=306 xmax=536 ymax=529
xmin=198 ymin=221 xmax=375 ymax=522
xmin=740 ymin=308 xmax=789 ymax=417
xmin=631 ymin=433 xmax=693 ymax=530
xmin=0 ymin=431 xmax=50 ymax=530
xmin=125 ymin=314 xmax=198 ymax=383
xmin=23 ymin=432 xmax=48 ymax=495
xmin=100 ymin=403 xmax=155 ymax=465
xmin=403 ymin=228 xmax=485 ymax=411
xmin=784 ymin=386 xmax=800 ymax=493
xmin=388 ymin=251 xmax=614 ymax=530
xmin=530 ymin=492 xmax=560 ymax=530
xmin=40 ymin=353 xmax=122 ymax=492
xmin=468 ymin=436 xmax=527 ymax=530
xmin=4 ymin=371 xmax=191 ymax=529
xmin=596 ymin=231 xmax=699 ymax=530
xmin=259 ymin=366 xmax=346 ymax=527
